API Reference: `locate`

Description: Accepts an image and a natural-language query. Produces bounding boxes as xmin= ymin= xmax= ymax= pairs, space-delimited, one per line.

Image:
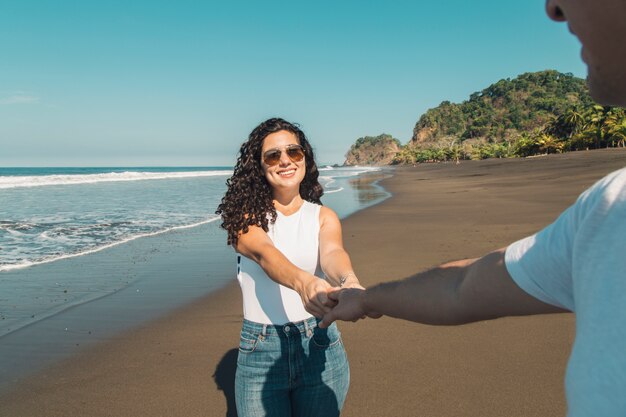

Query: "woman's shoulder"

xmin=318 ymin=205 xmax=340 ymax=226
xmin=299 ymin=201 xmax=339 ymax=226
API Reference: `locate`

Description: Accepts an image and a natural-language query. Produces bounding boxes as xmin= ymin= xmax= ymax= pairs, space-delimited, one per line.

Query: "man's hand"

xmin=298 ymin=277 xmax=337 ymax=317
xmin=319 ymin=287 xmax=382 ymax=328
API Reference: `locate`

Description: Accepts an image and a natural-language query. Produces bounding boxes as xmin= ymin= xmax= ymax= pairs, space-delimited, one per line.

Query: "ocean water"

xmin=0 ymin=167 xmax=233 ymax=272
xmin=0 ymin=166 xmax=388 ymax=337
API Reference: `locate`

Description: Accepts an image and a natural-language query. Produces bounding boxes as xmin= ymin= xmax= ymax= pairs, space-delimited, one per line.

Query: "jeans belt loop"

xmin=304 ymin=318 xmax=313 ymax=337
xmin=261 ymin=324 xmax=267 ymax=337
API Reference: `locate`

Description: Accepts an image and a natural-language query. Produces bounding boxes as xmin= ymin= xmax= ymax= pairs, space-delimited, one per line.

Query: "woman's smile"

xmin=278 ymin=168 xmax=297 ymax=177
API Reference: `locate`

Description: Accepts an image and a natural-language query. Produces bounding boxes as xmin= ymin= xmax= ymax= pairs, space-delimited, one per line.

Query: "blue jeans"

xmin=235 ymin=317 xmax=350 ymax=417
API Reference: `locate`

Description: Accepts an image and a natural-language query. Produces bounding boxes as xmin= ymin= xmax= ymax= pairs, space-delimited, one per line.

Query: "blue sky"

xmin=0 ymin=0 xmax=586 ymax=167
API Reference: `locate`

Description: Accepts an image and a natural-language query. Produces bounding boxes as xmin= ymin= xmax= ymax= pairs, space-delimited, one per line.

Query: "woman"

xmin=216 ymin=118 xmax=362 ymax=417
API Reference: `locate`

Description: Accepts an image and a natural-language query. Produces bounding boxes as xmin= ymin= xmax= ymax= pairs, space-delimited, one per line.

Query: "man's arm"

xmin=320 ymin=247 xmax=567 ymax=328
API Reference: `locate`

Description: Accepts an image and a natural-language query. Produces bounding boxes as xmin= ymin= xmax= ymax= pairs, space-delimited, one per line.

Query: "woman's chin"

xmin=275 ymin=180 xmax=300 ymax=190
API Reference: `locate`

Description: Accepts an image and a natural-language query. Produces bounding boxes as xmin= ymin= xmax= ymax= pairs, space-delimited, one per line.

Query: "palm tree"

xmin=583 ymin=105 xmax=611 ymax=148
xmin=545 ymin=106 xmax=585 ymax=139
xmin=537 ymin=133 xmax=564 ymax=154
xmin=563 ymin=107 xmax=585 ymax=136
xmin=605 ymin=108 xmax=626 ymax=147
xmin=392 ymin=146 xmax=417 ymax=165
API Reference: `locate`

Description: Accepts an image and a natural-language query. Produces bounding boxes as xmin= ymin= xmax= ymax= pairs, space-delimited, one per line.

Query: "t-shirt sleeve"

xmin=505 ymin=210 xmax=576 ymax=311
xmin=504 ymin=167 xmax=626 ymax=312
xmin=504 ymin=184 xmax=598 ymax=311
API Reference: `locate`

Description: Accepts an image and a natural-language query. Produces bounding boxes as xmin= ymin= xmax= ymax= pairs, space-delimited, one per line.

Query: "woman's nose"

xmin=279 ymin=150 xmax=291 ymax=166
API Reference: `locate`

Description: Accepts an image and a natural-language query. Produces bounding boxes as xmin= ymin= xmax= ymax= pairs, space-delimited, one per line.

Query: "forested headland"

xmin=344 ymin=70 xmax=626 ymax=165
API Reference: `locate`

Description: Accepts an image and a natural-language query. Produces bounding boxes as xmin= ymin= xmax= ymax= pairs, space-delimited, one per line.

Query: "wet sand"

xmin=1 ymin=148 xmax=625 ymax=416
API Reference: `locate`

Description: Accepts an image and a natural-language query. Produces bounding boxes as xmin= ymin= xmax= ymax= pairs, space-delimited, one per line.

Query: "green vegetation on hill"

xmin=396 ymin=103 xmax=626 ymax=164
xmin=411 ymin=70 xmax=593 ymax=144
xmin=344 ymin=70 xmax=625 ymax=165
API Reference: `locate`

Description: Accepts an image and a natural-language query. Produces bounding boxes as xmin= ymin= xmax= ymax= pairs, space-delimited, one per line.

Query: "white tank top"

xmin=237 ymin=201 xmax=323 ymax=324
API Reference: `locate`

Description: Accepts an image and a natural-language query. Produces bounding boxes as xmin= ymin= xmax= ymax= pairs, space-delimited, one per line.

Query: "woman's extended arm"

xmin=235 ymin=224 xmax=334 ymax=317
xmin=318 ymin=207 xmax=363 ymax=289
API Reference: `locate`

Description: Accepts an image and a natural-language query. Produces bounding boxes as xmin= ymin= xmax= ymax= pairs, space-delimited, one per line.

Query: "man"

xmin=320 ymin=1 xmax=626 ymax=415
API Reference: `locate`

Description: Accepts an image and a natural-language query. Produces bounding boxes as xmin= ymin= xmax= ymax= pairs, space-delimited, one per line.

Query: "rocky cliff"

xmin=344 ymin=134 xmax=401 ymax=166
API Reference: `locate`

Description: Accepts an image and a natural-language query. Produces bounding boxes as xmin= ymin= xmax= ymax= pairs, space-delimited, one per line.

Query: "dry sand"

xmin=2 ymin=148 xmax=625 ymax=416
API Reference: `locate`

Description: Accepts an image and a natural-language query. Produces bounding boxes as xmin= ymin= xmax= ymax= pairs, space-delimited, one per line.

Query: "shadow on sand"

xmin=214 ymin=348 xmax=239 ymax=417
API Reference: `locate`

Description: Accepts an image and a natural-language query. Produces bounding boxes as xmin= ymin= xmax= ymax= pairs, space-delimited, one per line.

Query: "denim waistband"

xmin=242 ymin=316 xmax=321 ymax=336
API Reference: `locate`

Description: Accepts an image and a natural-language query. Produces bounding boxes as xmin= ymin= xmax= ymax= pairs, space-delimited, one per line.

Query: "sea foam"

xmin=0 ymin=217 xmax=220 ymax=272
xmin=0 ymin=170 xmax=233 ymax=189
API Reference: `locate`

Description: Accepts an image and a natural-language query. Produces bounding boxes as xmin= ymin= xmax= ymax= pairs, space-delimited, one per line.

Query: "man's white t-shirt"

xmin=505 ymin=167 xmax=626 ymax=416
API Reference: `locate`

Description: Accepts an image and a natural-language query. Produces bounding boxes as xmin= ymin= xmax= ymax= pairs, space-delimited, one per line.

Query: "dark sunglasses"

xmin=262 ymin=145 xmax=305 ymax=166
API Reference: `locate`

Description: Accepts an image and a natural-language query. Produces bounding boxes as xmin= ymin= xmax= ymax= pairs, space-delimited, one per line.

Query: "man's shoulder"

xmin=578 ymin=167 xmax=626 ymax=207
xmin=597 ymin=166 xmax=626 ymax=186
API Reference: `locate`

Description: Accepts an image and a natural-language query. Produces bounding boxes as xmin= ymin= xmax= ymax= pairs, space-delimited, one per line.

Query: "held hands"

xmin=298 ymin=276 xmax=337 ymax=318
xmin=319 ymin=287 xmax=382 ymax=328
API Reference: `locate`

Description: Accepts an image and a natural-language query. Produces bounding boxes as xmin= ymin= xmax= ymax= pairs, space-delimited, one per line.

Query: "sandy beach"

xmin=2 ymin=148 xmax=626 ymax=416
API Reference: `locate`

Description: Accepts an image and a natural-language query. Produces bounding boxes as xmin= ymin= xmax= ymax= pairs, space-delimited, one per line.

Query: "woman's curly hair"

xmin=216 ymin=118 xmax=324 ymax=246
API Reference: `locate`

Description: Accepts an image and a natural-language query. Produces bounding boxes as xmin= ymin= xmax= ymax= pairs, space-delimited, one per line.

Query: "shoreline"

xmin=0 ymin=219 xmax=227 ymax=339
xmin=0 ymin=221 xmax=236 ymax=392
xmin=1 ymin=148 xmax=625 ymax=416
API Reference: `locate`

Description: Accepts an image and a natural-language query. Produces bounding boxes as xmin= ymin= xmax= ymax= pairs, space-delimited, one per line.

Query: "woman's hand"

xmin=319 ymin=287 xmax=382 ymax=328
xmin=297 ymin=276 xmax=337 ymax=318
